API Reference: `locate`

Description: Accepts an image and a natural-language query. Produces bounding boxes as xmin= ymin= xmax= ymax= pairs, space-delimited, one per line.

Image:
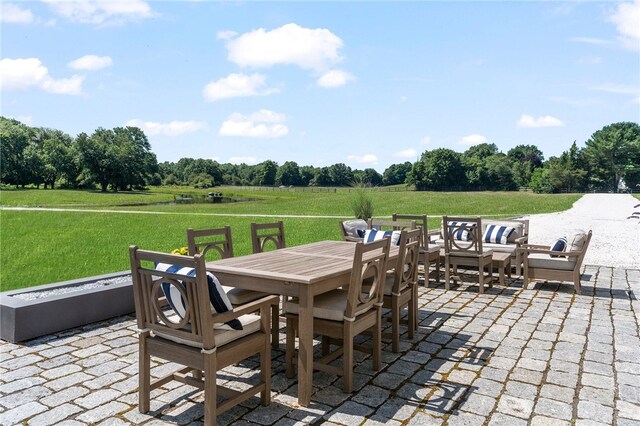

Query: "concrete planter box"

xmin=0 ymin=271 xmax=134 ymax=343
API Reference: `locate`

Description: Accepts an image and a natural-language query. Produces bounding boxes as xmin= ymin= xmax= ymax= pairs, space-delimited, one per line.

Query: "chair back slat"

xmin=442 ymin=216 xmax=484 ymax=255
xmin=187 ymin=226 xmax=234 ymax=260
xmin=367 ymin=219 xmax=417 ymax=232
xmin=345 ymin=238 xmax=390 ymax=319
xmin=392 ymin=213 xmax=430 ymax=249
xmin=392 ymin=228 xmax=422 ymax=294
xmin=251 ymin=221 xmax=286 ymax=253
xmin=129 ymin=247 xmax=215 ymax=349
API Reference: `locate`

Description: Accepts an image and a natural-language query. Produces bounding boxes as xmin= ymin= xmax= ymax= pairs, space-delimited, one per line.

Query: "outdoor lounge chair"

xmin=339 ymin=218 xmax=367 ymax=242
xmin=187 ymin=226 xmax=279 ymax=348
xmin=284 ymin=238 xmax=390 ymax=393
xmin=519 ymin=230 xmax=592 ymax=294
xmin=392 ymin=213 xmax=441 ymax=285
xmin=129 ymin=247 xmax=276 ymax=426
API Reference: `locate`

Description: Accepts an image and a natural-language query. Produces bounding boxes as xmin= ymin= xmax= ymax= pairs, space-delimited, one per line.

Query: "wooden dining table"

xmin=205 ymin=240 xmax=398 ymax=407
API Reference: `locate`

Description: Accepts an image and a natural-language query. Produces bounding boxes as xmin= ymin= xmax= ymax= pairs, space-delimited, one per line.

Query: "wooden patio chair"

xmin=519 ymin=230 xmax=592 ymax=294
xmin=380 ymin=228 xmax=421 ymax=352
xmin=129 ymin=247 xmax=276 ymax=426
xmin=250 ymin=221 xmax=286 ymax=253
xmin=392 ymin=213 xmax=441 ymax=286
xmin=284 ymin=238 xmax=390 ymax=393
xmin=442 ymin=216 xmax=493 ymax=294
xmin=187 ymin=226 xmax=280 ymax=348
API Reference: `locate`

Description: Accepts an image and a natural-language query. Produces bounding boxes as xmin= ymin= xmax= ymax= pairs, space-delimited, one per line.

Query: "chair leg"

xmin=261 ymin=332 xmax=271 ymax=406
xmin=322 ymin=336 xmax=331 ymax=356
xmin=523 ymin=260 xmax=530 ymax=289
xmin=203 ymin=350 xmax=216 ymax=426
xmin=373 ymin=307 xmax=382 ymax=371
xmin=574 ymin=271 xmax=581 ymax=295
xmin=444 ymin=260 xmax=451 ymax=290
xmin=138 ymin=332 xmax=150 ymax=414
xmin=408 ymin=286 xmax=416 ymax=339
xmin=343 ymin=324 xmax=354 ymax=393
xmin=271 ymin=303 xmax=279 ymax=349
xmin=285 ymin=317 xmax=296 ymax=379
xmin=434 ymin=258 xmax=440 ymax=284
xmin=391 ymin=297 xmax=400 ymax=353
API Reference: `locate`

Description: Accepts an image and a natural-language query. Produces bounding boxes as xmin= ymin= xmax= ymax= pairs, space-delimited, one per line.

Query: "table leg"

xmin=499 ymin=262 xmax=505 ymax=286
xmin=297 ymin=285 xmax=313 ymax=407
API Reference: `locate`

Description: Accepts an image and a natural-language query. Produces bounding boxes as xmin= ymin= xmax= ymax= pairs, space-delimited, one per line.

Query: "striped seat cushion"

xmin=482 ymin=225 xmax=515 ymax=245
xmin=156 ymin=263 xmax=242 ymax=330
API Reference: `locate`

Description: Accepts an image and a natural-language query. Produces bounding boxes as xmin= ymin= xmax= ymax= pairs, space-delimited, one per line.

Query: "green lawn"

xmin=0 ymin=187 xmax=581 ymax=291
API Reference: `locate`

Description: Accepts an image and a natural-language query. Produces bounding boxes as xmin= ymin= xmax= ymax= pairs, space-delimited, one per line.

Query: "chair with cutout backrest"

xmin=187 ymin=226 xmax=280 ymax=348
xmin=129 ymin=247 xmax=276 ymax=426
xmin=392 ymin=213 xmax=441 ymax=286
xmin=284 ymin=237 xmax=390 ymax=393
xmin=250 ymin=221 xmax=286 ymax=253
xmin=380 ymin=228 xmax=421 ymax=352
xmin=442 ymin=216 xmax=494 ymax=294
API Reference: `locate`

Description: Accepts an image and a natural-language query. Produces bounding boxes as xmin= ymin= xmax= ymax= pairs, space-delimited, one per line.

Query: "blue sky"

xmin=1 ymin=1 xmax=639 ymax=173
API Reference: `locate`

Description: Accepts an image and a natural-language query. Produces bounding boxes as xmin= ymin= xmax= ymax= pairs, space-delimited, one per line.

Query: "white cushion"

xmin=285 ymin=289 xmax=349 ymax=321
xmin=156 ymin=313 xmax=262 ymax=348
xmin=567 ymin=230 xmax=587 ymax=252
xmin=447 ymin=249 xmax=493 ymax=258
xmin=224 ymin=287 xmax=270 ymax=305
xmin=342 ymin=219 xmax=367 ymax=238
xmin=527 ymin=254 xmax=576 ymax=271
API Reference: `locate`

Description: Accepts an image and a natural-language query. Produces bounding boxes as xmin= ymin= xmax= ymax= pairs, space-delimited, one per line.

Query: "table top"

xmin=206 ymin=240 xmax=398 ymax=285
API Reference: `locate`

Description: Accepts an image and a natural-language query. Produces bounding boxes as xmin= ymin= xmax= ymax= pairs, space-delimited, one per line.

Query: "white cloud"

xmin=42 ymin=0 xmax=153 ymax=26
xmin=224 ymin=23 xmax=344 ymax=72
xmin=1 ymin=3 xmax=34 ymax=24
xmin=217 ymin=30 xmax=237 ymax=40
xmin=459 ymin=134 xmax=488 ymax=145
xmin=317 ymin=70 xmax=355 ymax=88
xmin=570 ymin=37 xmax=607 ymax=46
xmin=0 ymin=58 xmax=83 ymax=95
xmin=219 ymin=110 xmax=289 ymax=138
xmin=68 ymin=55 xmax=113 ymax=70
xmin=125 ymin=119 xmax=208 ymax=136
xmin=203 ymin=73 xmax=278 ymax=102
xmin=347 ymin=154 xmax=378 ymax=165
xmin=228 ymin=156 xmax=259 ymax=165
xmin=608 ymin=1 xmax=640 ymax=50
xmin=517 ymin=114 xmax=564 ymax=128
xmin=394 ymin=149 xmax=417 ymax=159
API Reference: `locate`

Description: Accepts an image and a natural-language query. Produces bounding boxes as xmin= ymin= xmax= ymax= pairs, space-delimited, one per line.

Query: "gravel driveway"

xmin=522 ymin=193 xmax=640 ymax=269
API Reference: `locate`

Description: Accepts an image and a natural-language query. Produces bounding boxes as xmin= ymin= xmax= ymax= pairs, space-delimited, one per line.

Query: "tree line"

xmin=1 ymin=116 xmax=638 ymax=193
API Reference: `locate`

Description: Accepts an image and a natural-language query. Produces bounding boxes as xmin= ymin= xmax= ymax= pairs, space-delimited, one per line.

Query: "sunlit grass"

xmin=0 ymin=186 xmax=582 ymax=291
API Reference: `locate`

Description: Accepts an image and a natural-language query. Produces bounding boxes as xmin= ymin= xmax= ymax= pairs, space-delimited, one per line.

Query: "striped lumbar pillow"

xmin=363 ymin=228 xmax=402 ymax=245
xmin=549 ymin=237 xmax=567 ymax=258
xmin=483 ymin=225 xmax=515 ymax=245
xmin=447 ymin=221 xmax=476 ymax=241
xmin=156 ymin=263 xmax=242 ymax=330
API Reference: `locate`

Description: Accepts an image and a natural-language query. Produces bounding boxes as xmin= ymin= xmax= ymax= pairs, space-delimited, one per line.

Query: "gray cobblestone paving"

xmin=1 ymin=265 xmax=639 ymax=425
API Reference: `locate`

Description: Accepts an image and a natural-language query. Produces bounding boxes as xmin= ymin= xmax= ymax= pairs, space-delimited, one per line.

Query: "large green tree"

xmin=583 ymin=122 xmax=640 ymax=191
xmin=276 ymin=161 xmax=301 ymax=186
xmin=408 ymin=148 xmax=466 ymax=190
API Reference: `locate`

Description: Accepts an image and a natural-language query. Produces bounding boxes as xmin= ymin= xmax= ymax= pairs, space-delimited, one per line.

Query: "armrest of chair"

xmin=427 ymin=229 xmax=441 ymax=242
xmin=514 ymin=236 xmax=528 ymax=245
xmin=213 ymin=295 xmax=280 ymax=324
xmin=518 ymin=246 xmax=581 ymax=259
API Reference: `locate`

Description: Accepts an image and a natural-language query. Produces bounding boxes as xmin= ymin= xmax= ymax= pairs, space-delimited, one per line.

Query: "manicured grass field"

xmin=0 ymin=187 xmax=581 ymax=291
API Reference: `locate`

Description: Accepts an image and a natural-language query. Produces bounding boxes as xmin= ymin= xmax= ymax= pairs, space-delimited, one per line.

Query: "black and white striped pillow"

xmin=483 ymin=225 xmax=515 ymax=245
xmin=549 ymin=237 xmax=567 ymax=258
xmin=156 ymin=263 xmax=242 ymax=330
xmin=447 ymin=221 xmax=476 ymax=241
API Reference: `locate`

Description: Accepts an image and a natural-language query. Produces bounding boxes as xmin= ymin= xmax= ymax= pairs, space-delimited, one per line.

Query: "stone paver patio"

xmin=1 ymin=265 xmax=639 ymax=425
